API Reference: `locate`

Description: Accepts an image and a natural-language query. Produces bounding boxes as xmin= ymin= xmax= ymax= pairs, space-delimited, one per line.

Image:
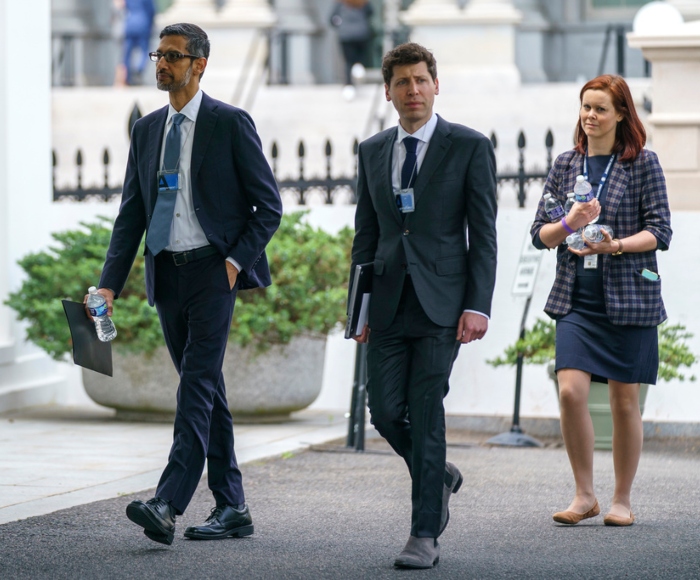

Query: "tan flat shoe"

xmin=603 ymin=511 xmax=635 ymax=526
xmin=553 ymin=500 xmax=600 ymax=525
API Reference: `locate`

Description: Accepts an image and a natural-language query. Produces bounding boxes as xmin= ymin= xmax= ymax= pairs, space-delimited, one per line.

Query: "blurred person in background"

xmin=115 ymin=0 xmax=156 ymax=86
xmin=330 ymin=0 xmax=373 ymax=101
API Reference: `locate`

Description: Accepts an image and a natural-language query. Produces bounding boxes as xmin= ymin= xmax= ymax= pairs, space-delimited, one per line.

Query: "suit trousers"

xmin=153 ymin=251 xmax=244 ymax=515
xmin=366 ymin=276 xmax=461 ymax=538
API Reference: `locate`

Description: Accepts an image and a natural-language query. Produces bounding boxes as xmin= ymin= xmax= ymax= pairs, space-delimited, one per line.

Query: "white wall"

xmin=31 ymin=195 xmax=700 ymax=425
xmin=309 ymin=207 xmax=700 ymax=426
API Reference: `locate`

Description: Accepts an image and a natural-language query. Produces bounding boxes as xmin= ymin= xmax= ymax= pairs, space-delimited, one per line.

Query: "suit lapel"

xmin=374 ymin=128 xmax=401 ymax=222
xmin=412 ymin=117 xmax=451 ymax=206
xmin=148 ymin=107 xmax=168 ymax=212
xmin=190 ymin=92 xmax=218 ymax=179
xmin=602 ymin=159 xmax=629 ymax=221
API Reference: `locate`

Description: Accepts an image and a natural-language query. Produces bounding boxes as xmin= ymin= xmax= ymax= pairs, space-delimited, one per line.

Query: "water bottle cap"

xmin=543 ymin=193 xmax=551 ymax=199
xmin=567 ymin=192 xmax=575 ymax=198
xmin=576 ymin=175 xmax=585 ymax=182
xmin=88 ymin=286 xmax=97 ymax=293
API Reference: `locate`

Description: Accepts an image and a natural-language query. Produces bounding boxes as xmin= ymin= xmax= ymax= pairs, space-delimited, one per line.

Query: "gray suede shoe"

xmin=439 ymin=461 xmax=463 ymax=536
xmin=394 ymin=536 xmax=440 ymax=569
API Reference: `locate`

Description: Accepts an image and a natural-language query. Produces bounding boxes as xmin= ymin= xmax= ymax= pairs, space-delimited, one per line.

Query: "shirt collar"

xmin=396 ymin=112 xmax=438 ymax=144
xmin=166 ymin=89 xmax=203 ymax=125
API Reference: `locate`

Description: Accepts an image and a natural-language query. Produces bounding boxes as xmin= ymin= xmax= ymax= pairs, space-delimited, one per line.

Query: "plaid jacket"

xmin=531 ymin=149 xmax=672 ymax=327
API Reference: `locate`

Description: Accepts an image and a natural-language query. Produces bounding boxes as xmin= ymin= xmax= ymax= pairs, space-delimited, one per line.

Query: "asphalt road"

xmin=2 ymin=431 xmax=699 ymax=579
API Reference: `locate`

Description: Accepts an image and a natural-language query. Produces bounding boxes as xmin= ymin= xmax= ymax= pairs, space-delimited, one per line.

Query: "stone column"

xmin=158 ymin=0 xmax=275 ymax=103
xmin=513 ymin=0 xmax=549 ymax=82
xmin=270 ymin=0 xmax=318 ymax=85
xmin=401 ymin=0 xmax=523 ymax=87
xmin=628 ymin=21 xmax=700 ymax=210
xmin=0 ymin=0 xmax=67 ymax=410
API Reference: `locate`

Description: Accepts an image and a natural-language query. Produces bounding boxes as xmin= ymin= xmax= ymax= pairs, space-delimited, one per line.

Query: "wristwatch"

xmin=612 ymin=239 xmax=624 ymax=256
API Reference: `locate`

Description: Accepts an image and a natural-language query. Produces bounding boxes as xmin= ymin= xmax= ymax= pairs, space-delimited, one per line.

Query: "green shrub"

xmin=5 ymin=212 xmax=353 ymax=359
xmin=487 ymin=318 xmax=697 ymax=383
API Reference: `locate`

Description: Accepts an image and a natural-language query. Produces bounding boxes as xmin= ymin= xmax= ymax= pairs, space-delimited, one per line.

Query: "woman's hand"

xmin=566 ymin=199 xmax=601 ymax=231
xmin=569 ymin=227 xmax=617 ymax=256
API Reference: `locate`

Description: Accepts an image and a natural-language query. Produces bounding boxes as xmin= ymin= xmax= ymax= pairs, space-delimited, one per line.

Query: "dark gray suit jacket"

xmin=350 ymin=115 xmax=498 ymax=331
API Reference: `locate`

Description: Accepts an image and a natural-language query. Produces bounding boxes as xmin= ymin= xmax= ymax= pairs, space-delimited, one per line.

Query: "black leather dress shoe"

xmin=439 ymin=461 xmax=463 ymax=536
xmin=126 ymin=497 xmax=176 ymax=545
xmin=184 ymin=504 xmax=254 ymax=540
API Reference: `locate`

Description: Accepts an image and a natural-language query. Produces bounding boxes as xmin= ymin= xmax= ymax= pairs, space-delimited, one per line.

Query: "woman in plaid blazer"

xmin=531 ymin=75 xmax=672 ymax=528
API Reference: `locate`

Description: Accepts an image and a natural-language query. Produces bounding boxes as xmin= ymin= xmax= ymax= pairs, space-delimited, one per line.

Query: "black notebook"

xmin=344 ymin=263 xmax=373 ymax=339
xmin=62 ymin=300 xmax=113 ymax=377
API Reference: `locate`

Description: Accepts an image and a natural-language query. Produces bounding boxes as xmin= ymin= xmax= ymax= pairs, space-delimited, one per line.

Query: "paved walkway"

xmin=1 ymin=424 xmax=700 ymax=579
xmin=0 ymin=404 xmax=348 ymax=526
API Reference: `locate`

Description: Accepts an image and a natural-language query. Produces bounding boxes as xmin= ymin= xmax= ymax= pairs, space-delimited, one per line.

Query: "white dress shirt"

xmin=161 ymin=89 xmax=241 ymax=271
xmin=391 ymin=112 xmax=438 ymax=191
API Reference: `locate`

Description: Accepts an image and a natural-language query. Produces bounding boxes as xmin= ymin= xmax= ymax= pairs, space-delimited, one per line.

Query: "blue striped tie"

xmin=147 ymin=113 xmax=185 ymax=255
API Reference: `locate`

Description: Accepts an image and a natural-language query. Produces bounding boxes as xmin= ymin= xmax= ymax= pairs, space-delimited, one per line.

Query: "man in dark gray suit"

xmin=349 ymin=43 xmax=497 ymax=569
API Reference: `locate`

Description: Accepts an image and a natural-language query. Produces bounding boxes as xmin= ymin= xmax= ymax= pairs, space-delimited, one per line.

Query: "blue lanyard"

xmin=583 ymin=151 xmax=616 ymax=200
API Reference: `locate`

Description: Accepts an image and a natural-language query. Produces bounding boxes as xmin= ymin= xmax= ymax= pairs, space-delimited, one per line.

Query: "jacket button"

xmin=403 ymin=230 xmax=410 ymax=236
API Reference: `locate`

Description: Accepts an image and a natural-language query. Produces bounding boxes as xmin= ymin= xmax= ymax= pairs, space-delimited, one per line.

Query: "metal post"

xmin=616 ymin=25 xmax=625 ymax=77
xmin=346 ymin=342 xmax=363 ymax=447
xmin=486 ymin=294 xmax=542 ymax=447
xmin=517 ymin=131 xmax=526 ymax=208
xmin=352 ymin=342 xmax=368 ymax=452
xmin=487 ymin=226 xmax=543 ymax=448
xmin=511 ymin=295 xmax=532 ymax=433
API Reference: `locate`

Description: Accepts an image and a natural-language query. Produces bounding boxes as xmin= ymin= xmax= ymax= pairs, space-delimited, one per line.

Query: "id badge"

xmin=395 ymin=188 xmax=415 ymax=213
xmin=583 ymin=255 xmax=598 ymax=269
xmin=157 ymin=169 xmax=182 ymax=193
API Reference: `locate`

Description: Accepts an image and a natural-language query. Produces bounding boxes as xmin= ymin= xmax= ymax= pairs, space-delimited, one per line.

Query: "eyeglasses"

xmin=149 ymin=51 xmax=201 ymax=63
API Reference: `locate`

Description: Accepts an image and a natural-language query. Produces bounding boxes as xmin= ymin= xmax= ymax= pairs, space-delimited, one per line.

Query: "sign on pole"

xmin=511 ymin=224 xmax=542 ymax=297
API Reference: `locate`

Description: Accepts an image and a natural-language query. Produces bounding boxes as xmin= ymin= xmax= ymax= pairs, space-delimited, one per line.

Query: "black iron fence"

xmin=52 ymin=130 xmax=554 ymax=207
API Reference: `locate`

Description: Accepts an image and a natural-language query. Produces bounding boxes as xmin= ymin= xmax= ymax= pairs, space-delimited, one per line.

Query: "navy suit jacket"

xmin=100 ymin=92 xmax=282 ymax=305
xmin=350 ymin=116 xmax=498 ymax=331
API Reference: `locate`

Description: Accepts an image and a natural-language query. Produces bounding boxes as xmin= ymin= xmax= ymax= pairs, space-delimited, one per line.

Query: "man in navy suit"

xmin=350 ymin=43 xmax=497 ymax=568
xmin=94 ymin=23 xmax=282 ymax=545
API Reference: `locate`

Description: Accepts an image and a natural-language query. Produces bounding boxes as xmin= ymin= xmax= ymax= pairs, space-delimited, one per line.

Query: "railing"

xmin=52 ymin=130 xmax=555 ymax=206
xmin=493 ymin=130 xmax=554 ymax=209
xmin=271 ymin=139 xmax=359 ymax=205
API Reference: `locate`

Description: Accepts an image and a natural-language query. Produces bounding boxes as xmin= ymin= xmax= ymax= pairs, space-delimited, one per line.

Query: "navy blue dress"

xmin=554 ymin=155 xmax=659 ymax=385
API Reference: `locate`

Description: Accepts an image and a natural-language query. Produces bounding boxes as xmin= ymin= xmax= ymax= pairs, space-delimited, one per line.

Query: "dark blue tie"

xmin=401 ymin=136 xmax=419 ymax=190
xmin=147 ymin=113 xmax=185 ymax=255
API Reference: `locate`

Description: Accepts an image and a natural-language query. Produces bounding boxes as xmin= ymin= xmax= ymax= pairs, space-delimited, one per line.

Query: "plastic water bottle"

xmin=543 ymin=193 xmax=565 ymax=222
xmin=583 ymin=224 xmax=613 ymax=243
xmin=566 ymin=232 xmax=586 ymax=250
xmin=87 ymin=286 xmax=117 ymax=342
xmin=564 ymin=192 xmax=576 ymax=215
xmin=573 ymin=175 xmax=594 ymax=203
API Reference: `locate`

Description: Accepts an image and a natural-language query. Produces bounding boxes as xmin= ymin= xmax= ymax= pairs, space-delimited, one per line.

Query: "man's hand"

xmin=456 ymin=312 xmax=488 ymax=344
xmin=225 ymin=261 xmax=239 ymax=290
xmin=84 ymin=288 xmax=115 ymax=321
xmin=352 ymin=324 xmax=370 ymax=344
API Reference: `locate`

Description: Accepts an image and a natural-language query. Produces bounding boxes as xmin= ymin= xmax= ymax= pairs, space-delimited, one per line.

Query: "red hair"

xmin=574 ymin=75 xmax=646 ymax=163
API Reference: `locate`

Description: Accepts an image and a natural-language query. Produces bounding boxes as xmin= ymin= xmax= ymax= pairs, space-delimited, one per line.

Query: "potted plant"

xmin=487 ymin=318 xmax=697 ymax=449
xmin=5 ymin=212 xmax=354 ymax=421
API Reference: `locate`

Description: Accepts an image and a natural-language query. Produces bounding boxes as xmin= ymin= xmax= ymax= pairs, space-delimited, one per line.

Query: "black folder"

xmin=62 ymin=300 xmax=113 ymax=377
xmin=344 ymin=262 xmax=373 ymax=339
